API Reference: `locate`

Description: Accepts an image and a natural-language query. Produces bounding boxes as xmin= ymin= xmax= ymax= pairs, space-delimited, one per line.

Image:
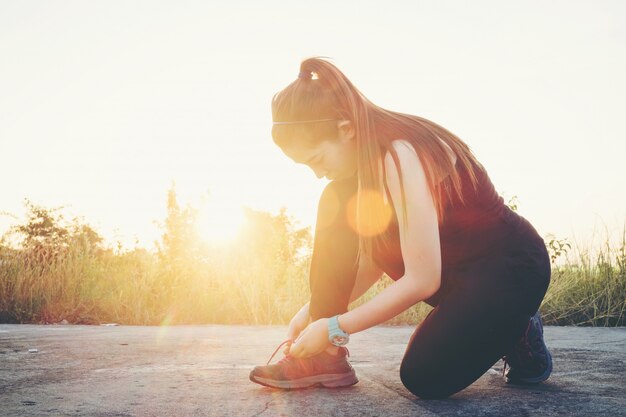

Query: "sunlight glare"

xmin=198 ymin=198 xmax=245 ymax=244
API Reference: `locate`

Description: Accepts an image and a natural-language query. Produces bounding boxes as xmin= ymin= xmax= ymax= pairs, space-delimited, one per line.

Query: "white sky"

xmin=1 ymin=0 xmax=625 ymax=251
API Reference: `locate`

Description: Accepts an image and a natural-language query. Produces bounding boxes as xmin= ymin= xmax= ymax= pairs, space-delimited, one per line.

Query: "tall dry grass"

xmin=541 ymin=228 xmax=626 ymax=326
xmin=1 ymin=194 xmax=624 ymax=327
xmin=0 ymin=195 xmax=312 ymax=325
xmin=0 ymin=227 xmax=312 ymax=326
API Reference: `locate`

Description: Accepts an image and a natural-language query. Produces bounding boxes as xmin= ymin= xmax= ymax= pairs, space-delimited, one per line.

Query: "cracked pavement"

xmin=1 ymin=324 xmax=625 ymax=416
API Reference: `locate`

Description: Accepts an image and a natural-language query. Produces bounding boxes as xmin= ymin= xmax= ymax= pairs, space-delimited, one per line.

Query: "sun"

xmin=197 ymin=199 xmax=245 ymax=244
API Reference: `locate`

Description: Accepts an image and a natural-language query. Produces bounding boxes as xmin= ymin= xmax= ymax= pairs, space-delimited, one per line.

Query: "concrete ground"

xmin=0 ymin=324 xmax=624 ymax=417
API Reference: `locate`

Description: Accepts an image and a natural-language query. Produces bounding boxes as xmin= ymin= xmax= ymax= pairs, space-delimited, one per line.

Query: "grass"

xmin=540 ymin=227 xmax=626 ymax=326
xmin=0 ymin=242 xmax=312 ymax=326
xmin=0 ymin=199 xmax=624 ymax=327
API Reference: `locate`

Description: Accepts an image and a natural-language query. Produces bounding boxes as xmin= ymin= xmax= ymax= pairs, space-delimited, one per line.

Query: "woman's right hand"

xmin=284 ymin=302 xmax=311 ymax=354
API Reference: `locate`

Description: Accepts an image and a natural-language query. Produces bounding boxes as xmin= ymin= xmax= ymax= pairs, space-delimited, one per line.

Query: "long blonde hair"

xmin=271 ymin=57 xmax=483 ymax=262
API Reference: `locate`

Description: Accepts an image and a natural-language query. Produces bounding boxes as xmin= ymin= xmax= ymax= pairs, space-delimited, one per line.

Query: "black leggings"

xmin=308 ymin=176 xmax=551 ymax=399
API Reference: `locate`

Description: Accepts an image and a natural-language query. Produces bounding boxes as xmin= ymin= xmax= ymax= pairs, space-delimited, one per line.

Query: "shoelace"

xmin=266 ymin=339 xmax=293 ymax=366
xmin=265 ymin=338 xmax=351 ymax=366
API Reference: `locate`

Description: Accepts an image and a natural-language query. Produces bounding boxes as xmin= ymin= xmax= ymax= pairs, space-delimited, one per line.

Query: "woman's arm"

xmin=338 ymin=139 xmax=442 ymax=335
xmin=348 ymin=255 xmax=384 ymax=304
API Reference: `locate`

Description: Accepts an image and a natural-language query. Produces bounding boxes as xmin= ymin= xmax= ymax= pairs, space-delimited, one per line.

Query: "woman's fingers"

xmin=289 ymin=344 xmax=305 ymax=358
xmin=287 ymin=319 xmax=307 ymax=340
xmin=285 ymin=324 xmax=307 ymax=354
xmin=291 ymin=336 xmax=312 ymax=358
xmin=294 ymin=328 xmax=308 ymax=344
xmin=286 ymin=328 xmax=301 ymax=348
xmin=283 ymin=341 xmax=292 ymax=355
xmin=286 ymin=322 xmax=315 ymax=357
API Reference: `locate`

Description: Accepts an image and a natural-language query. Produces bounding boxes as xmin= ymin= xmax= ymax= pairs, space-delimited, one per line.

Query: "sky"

xmin=1 ymin=0 xmax=625 ymax=252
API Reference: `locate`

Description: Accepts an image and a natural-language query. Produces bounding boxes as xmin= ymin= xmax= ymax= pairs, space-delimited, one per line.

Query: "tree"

xmin=12 ymin=199 xmax=70 ymax=249
xmin=157 ymin=183 xmax=203 ymax=264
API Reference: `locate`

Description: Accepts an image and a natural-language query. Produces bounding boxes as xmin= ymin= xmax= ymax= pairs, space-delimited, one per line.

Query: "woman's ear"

xmin=337 ymin=120 xmax=355 ymax=141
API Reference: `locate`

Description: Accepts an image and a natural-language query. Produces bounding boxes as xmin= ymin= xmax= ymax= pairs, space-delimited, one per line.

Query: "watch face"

xmin=331 ymin=335 xmax=348 ymax=346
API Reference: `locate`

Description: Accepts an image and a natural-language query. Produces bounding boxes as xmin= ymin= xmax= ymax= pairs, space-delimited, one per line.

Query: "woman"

xmin=249 ymin=57 xmax=552 ymax=399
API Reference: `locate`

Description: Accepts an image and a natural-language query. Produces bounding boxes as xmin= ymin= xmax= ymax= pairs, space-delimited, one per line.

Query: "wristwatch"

xmin=328 ymin=315 xmax=350 ymax=346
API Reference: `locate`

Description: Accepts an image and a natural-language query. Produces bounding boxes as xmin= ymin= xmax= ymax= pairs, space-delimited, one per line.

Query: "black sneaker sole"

xmin=249 ymin=370 xmax=358 ymax=389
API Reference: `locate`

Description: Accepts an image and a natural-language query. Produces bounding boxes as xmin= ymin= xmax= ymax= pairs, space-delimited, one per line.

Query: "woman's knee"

xmin=316 ymin=177 xmax=357 ymax=232
xmin=399 ymin=361 xmax=457 ymax=399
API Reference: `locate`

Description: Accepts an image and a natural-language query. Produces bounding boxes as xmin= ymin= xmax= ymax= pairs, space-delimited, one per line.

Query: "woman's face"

xmin=280 ymin=121 xmax=358 ymax=181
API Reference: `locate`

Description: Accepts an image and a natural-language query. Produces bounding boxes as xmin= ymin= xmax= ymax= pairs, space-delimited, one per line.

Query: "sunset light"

xmin=1 ymin=3 xmax=625 ymax=412
xmin=197 ymin=199 xmax=245 ymax=244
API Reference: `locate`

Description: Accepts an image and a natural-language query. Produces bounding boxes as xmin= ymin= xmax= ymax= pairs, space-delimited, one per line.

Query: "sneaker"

xmin=502 ymin=312 xmax=553 ymax=384
xmin=249 ymin=339 xmax=359 ymax=389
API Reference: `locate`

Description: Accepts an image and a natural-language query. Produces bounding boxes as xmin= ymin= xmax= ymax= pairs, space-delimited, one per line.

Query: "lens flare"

xmin=156 ymin=310 xmax=175 ymax=345
xmin=347 ymin=189 xmax=393 ymax=237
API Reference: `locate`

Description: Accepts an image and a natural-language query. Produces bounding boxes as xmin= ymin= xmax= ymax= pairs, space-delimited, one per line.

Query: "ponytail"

xmin=272 ymin=57 xmax=483 ymax=261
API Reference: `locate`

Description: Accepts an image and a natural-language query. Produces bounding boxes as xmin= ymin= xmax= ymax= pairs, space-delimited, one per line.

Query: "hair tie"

xmin=298 ymin=70 xmax=312 ymax=80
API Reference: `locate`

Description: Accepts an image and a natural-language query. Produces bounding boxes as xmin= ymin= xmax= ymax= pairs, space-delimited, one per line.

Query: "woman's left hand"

xmin=288 ymin=318 xmax=330 ymax=359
